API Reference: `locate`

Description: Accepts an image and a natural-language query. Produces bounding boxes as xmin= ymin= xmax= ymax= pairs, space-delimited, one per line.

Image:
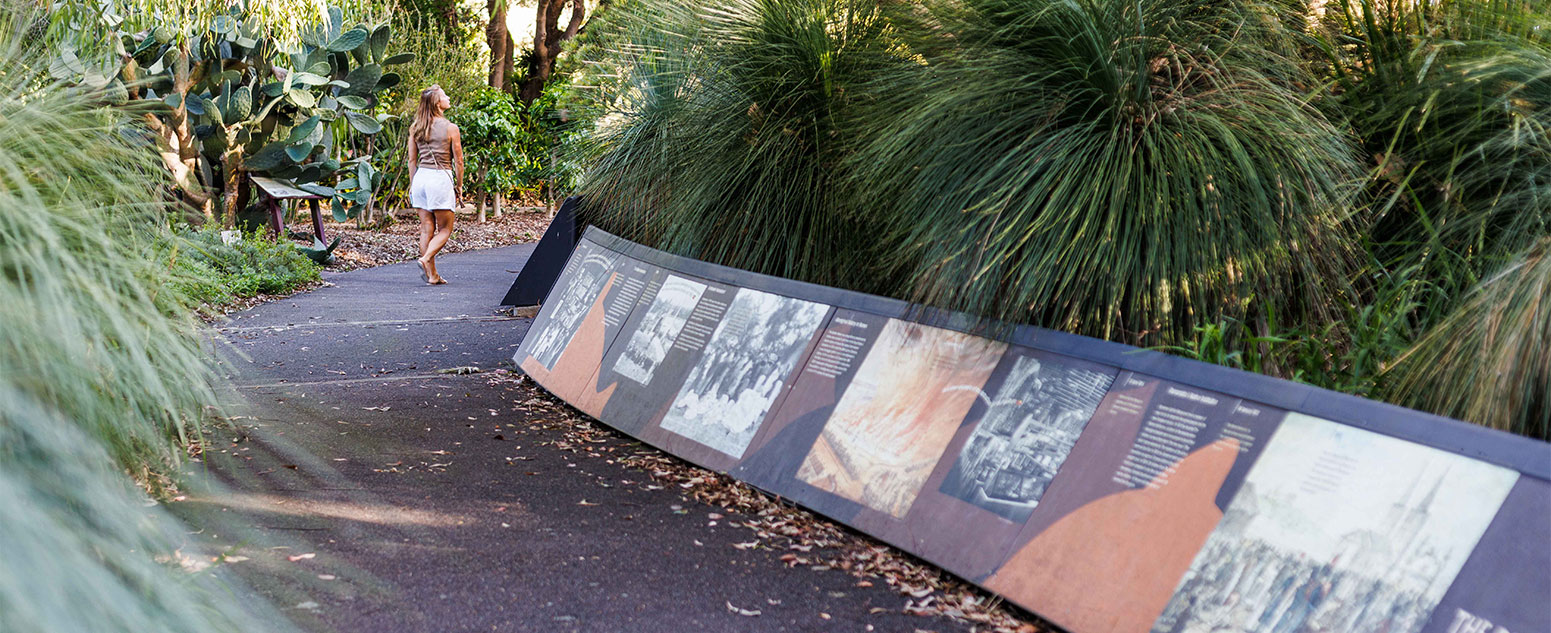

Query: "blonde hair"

xmin=409 ymin=85 xmax=445 ymax=146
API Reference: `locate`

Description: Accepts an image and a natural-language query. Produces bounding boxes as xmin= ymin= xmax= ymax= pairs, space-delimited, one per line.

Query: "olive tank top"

xmin=416 ymin=118 xmax=452 ymax=170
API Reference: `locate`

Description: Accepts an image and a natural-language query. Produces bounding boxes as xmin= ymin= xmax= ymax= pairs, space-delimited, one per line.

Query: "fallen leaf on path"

xmin=287 ymin=553 xmax=316 ymax=562
xmin=725 ymin=601 xmax=761 ymax=617
xmin=577 ymin=499 xmax=599 ymax=506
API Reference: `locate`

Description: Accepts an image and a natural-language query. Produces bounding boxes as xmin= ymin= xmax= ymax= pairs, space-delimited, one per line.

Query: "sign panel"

xmin=1150 ymin=413 xmax=1518 ymax=633
xmin=655 ymin=287 xmax=832 ymax=465
xmin=514 ymin=229 xmax=1551 ymax=633
xmin=985 ymin=373 xmax=1286 ymax=633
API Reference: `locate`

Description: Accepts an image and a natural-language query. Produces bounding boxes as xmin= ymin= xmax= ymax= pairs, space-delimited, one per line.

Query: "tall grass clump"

xmin=1383 ymin=238 xmax=1551 ymax=440
xmin=845 ymin=0 xmax=1364 ymax=346
xmin=0 ymin=10 xmax=288 ymax=632
xmin=1320 ymin=0 xmax=1550 ymax=317
xmin=0 ymin=48 xmax=215 ymax=477
xmin=571 ymin=0 xmax=904 ymax=291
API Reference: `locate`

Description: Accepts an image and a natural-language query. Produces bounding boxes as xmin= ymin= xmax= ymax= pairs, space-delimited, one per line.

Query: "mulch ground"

xmin=319 ymin=207 xmax=552 ymax=272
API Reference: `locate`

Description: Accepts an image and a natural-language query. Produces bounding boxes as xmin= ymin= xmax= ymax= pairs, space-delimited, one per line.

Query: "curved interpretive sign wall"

xmin=515 ymin=227 xmax=1551 ymax=633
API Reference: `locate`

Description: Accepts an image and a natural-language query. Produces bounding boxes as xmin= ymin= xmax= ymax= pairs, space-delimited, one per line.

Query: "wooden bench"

xmin=251 ymin=175 xmax=336 ymax=243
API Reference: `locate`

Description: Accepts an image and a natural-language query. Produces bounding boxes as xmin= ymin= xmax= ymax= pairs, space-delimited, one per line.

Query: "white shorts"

xmin=410 ymin=168 xmax=456 ymax=210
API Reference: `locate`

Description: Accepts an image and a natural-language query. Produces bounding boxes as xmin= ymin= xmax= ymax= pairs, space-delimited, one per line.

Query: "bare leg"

xmin=416 ymin=209 xmax=434 ymax=256
xmin=423 ymin=209 xmax=455 ymax=284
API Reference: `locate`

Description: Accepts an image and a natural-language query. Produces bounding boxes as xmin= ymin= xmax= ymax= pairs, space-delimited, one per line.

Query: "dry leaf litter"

xmin=322 ymin=208 xmax=552 ymax=272
xmin=486 ymin=369 xmax=1054 ymax=633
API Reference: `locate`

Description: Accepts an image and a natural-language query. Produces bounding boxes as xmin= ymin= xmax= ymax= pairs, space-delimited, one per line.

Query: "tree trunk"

xmin=486 ymin=0 xmax=509 ymax=90
xmin=220 ymin=143 xmax=247 ymax=228
xmin=141 ymin=48 xmax=213 ymax=215
xmin=501 ymin=31 xmax=516 ymax=93
xmin=442 ymin=0 xmax=460 ymax=45
xmin=518 ymin=0 xmax=585 ymax=105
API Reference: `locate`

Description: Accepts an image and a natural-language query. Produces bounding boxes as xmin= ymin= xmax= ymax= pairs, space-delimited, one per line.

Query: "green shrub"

xmin=450 ymin=87 xmax=534 ymax=200
xmin=171 ymin=227 xmax=322 ymax=306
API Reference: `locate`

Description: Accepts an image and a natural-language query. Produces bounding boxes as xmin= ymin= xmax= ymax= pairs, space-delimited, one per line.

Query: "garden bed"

xmin=320 ymin=207 xmax=553 ymax=272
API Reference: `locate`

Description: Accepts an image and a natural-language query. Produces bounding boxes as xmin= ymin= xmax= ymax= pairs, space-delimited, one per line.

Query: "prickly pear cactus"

xmin=61 ymin=5 xmax=416 ymax=223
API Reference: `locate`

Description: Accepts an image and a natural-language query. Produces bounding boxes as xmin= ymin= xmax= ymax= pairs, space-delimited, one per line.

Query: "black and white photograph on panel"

xmin=1148 ymin=413 xmax=1519 ymax=633
xmin=658 ymin=288 xmax=830 ymax=458
xmin=610 ymin=274 xmax=707 ymax=385
xmin=523 ymin=241 xmax=618 ymax=369
xmin=938 ymin=349 xmax=1117 ymax=522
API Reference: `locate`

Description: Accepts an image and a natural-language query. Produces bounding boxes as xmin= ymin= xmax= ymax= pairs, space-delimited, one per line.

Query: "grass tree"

xmin=844 ymin=0 xmax=1365 ymax=346
xmin=1319 ymin=0 xmax=1550 ymax=321
xmin=572 ymin=0 xmax=905 ymax=292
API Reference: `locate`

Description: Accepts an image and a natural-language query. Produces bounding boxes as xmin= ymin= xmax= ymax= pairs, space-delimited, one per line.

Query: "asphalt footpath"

xmin=183 ymin=244 xmax=978 ymax=633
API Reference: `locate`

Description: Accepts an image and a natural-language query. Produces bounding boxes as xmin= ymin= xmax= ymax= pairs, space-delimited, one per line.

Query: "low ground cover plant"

xmin=170 ymin=226 xmax=322 ymax=308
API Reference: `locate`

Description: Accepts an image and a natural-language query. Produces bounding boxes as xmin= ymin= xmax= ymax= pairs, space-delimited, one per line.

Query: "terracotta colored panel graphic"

xmin=520 ymin=241 xmax=618 ymax=370
xmin=989 ymin=439 xmax=1240 ymax=633
xmin=519 ymin=253 xmax=658 ymax=418
xmin=521 ymin=273 xmax=619 ymax=410
xmin=796 ymin=319 xmax=1005 ymax=518
xmin=986 ymin=372 xmax=1286 ymax=633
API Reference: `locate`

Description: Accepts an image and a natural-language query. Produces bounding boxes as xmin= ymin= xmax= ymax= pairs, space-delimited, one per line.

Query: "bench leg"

xmin=309 ymin=199 xmax=327 ymax=244
xmin=267 ymin=197 xmax=283 ymax=239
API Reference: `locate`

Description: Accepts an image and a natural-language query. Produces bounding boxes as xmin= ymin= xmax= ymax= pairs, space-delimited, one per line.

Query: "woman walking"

xmin=407 ymin=85 xmax=463 ymax=285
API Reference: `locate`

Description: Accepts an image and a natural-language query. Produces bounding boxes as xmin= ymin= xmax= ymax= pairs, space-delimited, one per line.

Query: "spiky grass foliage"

xmin=1444 ymin=29 xmax=1551 ymax=269
xmin=1321 ymin=0 xmax=1550 ymax=314
xmin=1383 ymin=238 xmax=1551 ymax=440
xmin=0 ymin=53 xmax=218 ymax=478
xmin=841 ymin=0 xmax=1363 ymax=345
xmin=0 ymin=385 xmax=290 ymax=633
xmin=570 ymin=0 xmax=904 ymax=291
xmin=0 ymin=13 xmax=290 ymax=632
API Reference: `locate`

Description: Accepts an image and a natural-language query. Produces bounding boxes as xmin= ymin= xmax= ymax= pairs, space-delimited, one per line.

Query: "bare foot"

xmin=430 ymin=277 xmax=448 ymax=285
xmin=416 ymin=259 xmax=429 ymax=283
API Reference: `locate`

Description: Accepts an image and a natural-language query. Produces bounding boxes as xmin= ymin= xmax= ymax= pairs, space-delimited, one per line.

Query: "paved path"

xmin=188 ymin=246 xmax=975 ymax=633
